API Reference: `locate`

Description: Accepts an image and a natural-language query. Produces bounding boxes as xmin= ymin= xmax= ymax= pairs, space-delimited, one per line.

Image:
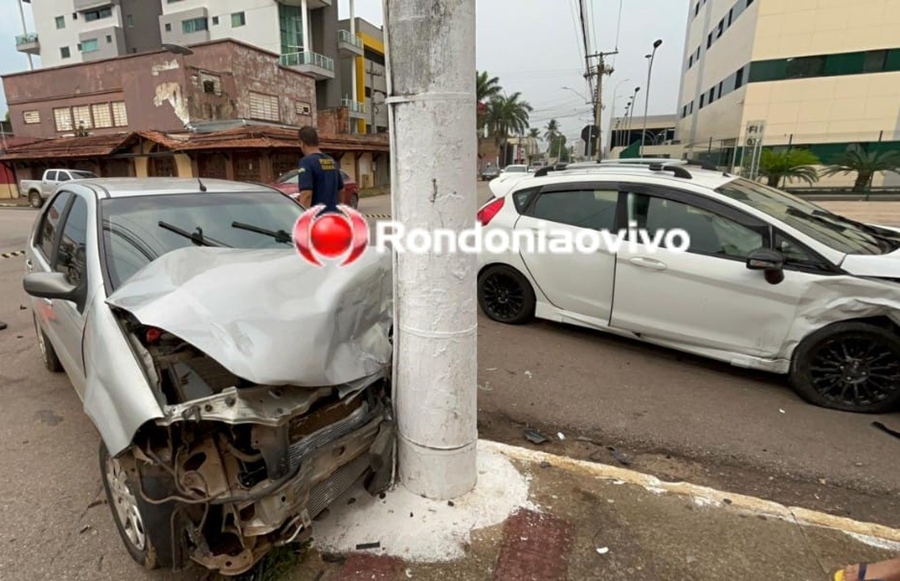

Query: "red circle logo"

xmin=294 ymin=205 xmax=369 ymax=266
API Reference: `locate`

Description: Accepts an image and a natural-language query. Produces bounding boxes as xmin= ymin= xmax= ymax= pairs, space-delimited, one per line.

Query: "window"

xmin=182 ymin=17 xmax=208 ymax=34
xmin=512 ymin=187 xmax=540 ymax=213
xmin=682 ymin=105 xmax=688 ymax=118
xmin=628 ymin=194 xmax=765 ymax=259
xmin=112 ymin=101 xmax=128 ymax=126
xmin=530 ymin=189 xmax=619 ymax=231
xmin=774 ymin=231 xmax=825 ymax=268
xmin=249 ymin=91 xmax=280 ymax=122
xmin=232 ymin=12 xmax=246 ymax=27
xmin=165 ymin=23 xmax=172 ymax=32
xmin=707 ymin=33 xmax=712 ymax=49
xmin=84 ymin=7 xmax=112 ymax=21
xmin=106 ymin=35 xmax=112 ymax=43
xmin=38 ymin=191 xmax=73 ymax=261
xmin=689 ymin=55 xmax=693 ymax=67
xmin=46 ymin=171 xmax=58 ymax=181
xmin=200 ymin=72 xmax=221 ymax=95
xmin=55 ymin=16 xmax=65 ymax=29
xmin=717 ymin=81 xmax=723 ymax=98
xmin=55 ymin=196 xmax=89 ymax=288
xmin=92 ymin=103 xmax=113 ymax=128
xmin=212 ymin=16 xmax=219 ymax=25
xmin=53 ymin=107 xmax=73 ymax=132
xmin=786 ymin=55 xmax=825 ymax=78
xmin=735 ymin=67 xmax=744 ymax=89
xmin=126 ymin=14 xmax=134 ymax=27
xmin=717 ymin=19 xmax=724 ymax=38
xmin=80 ymin=38 xmax=99 ymax=52
xmin=72 ymin=105 xmax=92 ymax=129
xmin=60 ymin=46 xmax=71 ymax=59
xmin=864 ymin=50 xmax=887 ymax=73
xmin=728 ymin=8 xmax=733 ymax=25
xmin=23 ymin=110 xmax=40 ymax=124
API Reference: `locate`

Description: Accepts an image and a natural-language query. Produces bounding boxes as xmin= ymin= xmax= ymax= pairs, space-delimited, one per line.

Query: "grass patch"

xmin=360 ymin=186 xmax=390 ymax=198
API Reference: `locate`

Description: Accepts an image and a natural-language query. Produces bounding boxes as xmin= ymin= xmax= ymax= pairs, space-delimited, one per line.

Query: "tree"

xmin=528 ymin=128 xmax=540 ymax=139
xmin=543 ymin=119 xmax=560 ymax=145
xmin=3 ymin=111 xmax=8 ymax=123
xmin=484 ymin=92 xmax=533 ymax=166
xmin=548 ymin=134 xmax=568 ymax=162
xmin=758 ymin=148 xmax=821 ymax=188
xmin=820 ymin=144 xmax=900 ymax=192
xmin=476 ymin=71 xmax=502 ymax=135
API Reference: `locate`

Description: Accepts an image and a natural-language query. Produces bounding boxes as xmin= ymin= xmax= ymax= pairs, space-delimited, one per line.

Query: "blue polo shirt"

xmin=298 ymin=152 xmax=344 ymax=212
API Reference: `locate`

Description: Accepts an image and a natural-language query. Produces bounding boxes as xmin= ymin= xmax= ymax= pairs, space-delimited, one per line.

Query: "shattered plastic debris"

xmin=486 ymin=367 xmax=498 ymax=371
xmin=356 ymin=541 xmax=381 ymax=550
xmin=608 ymin=446 xmax=632 ymax=466
xmin=524 ymin=370 xmax=533 ymax=379
xmin=779 ymin=409 xmax=786 ymax=414
xmin=524 ymin=429 xmax=550 ymax=444
xmin=557 ymin=432 xmax=566 ymax=440
xmin=596 ymin=547 xmax=609 ymax=555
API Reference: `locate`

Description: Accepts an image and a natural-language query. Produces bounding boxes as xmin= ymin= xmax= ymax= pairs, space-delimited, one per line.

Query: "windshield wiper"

xmin=231 ymin=221 xmax=292 ymax=244
xmin=809 ymin=209 xmax=900 ymax=252
xmin=158 ymin=221 xmax=229 ymax=247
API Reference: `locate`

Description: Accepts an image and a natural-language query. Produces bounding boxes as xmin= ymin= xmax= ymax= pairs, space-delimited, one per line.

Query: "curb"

xmin=1 ymin=250 xmax=25 ymax=260
xmin=482 ymin=440 xmax=900 ymax=548
xmin=364 ymin=213 xmax=392 ymax=220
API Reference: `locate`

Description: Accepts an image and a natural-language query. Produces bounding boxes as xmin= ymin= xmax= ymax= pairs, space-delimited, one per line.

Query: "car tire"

xmin=29 ymin=190 xmax=43 ymax=208
xmin=34 ymin=315 xmax=62 ymax=373
xmin=477 ymin=265 xmax=536 ymax=325
xmin=789 ymin=321 xmax=900 ymax=414
xmin=99 ymin=441 xmax=187 ymax=571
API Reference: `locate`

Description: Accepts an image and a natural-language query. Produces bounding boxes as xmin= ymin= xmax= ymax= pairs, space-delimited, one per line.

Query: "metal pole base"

xmin=397 ymin=434 xmax=477 ymax=500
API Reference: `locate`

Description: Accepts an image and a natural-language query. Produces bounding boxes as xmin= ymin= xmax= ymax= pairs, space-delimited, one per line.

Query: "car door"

xmin=42 ymin=171 xmax=57 ymax=196
xmin=28 ymin=190 xmax=73 ymax=355
xmin=512 ymin=182 xmax=620 ymax=324
xmin=49 ymin=191 xmax=90 ymax=396
xmin=609 ymin=184 xmax=827 ymax=360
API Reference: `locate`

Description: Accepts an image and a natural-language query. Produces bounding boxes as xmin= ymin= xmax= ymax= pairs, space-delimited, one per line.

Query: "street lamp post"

xmin=626 ymin=87 xmax=640 ymax=152
xmin=609 ymin=78 xmax=630 ymax=153
xmin=640 ymin=39 xmax=662 ymax=158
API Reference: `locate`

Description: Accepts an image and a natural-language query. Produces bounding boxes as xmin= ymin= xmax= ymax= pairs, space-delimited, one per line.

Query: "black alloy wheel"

xmin=477 ymin=265 xmax=535 ymax=325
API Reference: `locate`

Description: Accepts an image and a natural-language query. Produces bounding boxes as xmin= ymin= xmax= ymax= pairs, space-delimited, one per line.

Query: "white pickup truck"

xmin=20 ymin=168 xmax=98 ymax=208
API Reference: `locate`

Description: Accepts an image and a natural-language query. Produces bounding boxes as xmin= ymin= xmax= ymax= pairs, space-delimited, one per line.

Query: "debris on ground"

xmin=557 ymin=432 xmax=566 ymax=440
xmin=596 ymin=547 xmax=609 ymax=555
xmin=779 ymin=409 xmax=786 ymax=414
xmin=873 ymin=421 xmax=900 ymax=441
xmin=540 ymin=460 xmax=552 ymax=469
xmin=356 ymin=541 xmax=381 ymax=550
xmin=577 ymin=436 xmax=605 ymax=447
xmin=524 ymin=428 xmax=550 ymax=444
xmin=0 ymin=322 xmax=7 ymax=332
xmin=524 ymin=370 xmax=533 ymax=379
xmin=19 ymin=305 xmax=26 ymax=310
xmin=79 ymin=525 xmax=91 ymax=534
xmin=320 ymin=553 xmax=346 ymax=564
xmin=608 ymin=446 xmax=632 ymax=466
xmin=486 ymin=367 xmax=498 ymax=371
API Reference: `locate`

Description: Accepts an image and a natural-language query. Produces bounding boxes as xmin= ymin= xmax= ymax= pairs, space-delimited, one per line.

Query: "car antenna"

xmin=198 ymin=177 xmax=207 ymax=192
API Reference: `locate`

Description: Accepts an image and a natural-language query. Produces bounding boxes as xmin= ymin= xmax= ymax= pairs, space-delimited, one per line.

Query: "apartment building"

xmin=338 ymin=17 xmax=387 ymax=134
xmin=675 ymin=0 xmax=900 ymax=185
xmin=15 ymin=0 xmax=372 ymax=131
xmin=15 ymin=0 xmax=163 ymax=66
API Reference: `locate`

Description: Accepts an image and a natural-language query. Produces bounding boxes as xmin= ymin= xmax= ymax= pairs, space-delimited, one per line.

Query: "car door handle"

xmin=629 ymin=257 xmax=667 ymax=271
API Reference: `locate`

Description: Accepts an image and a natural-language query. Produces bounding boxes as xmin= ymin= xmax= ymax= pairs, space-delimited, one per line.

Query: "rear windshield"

xmin=70 ymin=171 xmax=97 ymax=179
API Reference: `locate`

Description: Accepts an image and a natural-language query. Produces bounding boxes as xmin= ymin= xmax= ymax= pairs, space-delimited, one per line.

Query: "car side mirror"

xmin=23 ymin=272 xmax=79 ymax=301
xmin=746 ymin=248 xmax=785 ymax=284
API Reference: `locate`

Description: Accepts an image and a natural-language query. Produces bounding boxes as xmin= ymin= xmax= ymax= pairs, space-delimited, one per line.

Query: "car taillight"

xmin=477 ymin=197 xmax=505 ymax=226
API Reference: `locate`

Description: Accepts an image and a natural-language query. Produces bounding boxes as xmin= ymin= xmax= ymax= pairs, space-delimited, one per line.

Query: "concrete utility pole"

xmin=383 ymin=0 xmax=478 ymax=500
xmin=585 ymin=50 xmax=616 ymax=161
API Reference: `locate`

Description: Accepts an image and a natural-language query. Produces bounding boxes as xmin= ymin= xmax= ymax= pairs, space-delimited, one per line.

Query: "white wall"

xmin=161 ymin=0 xmax=284 ymax=55
xmin=32 ymin=0 xmax=88 ymax=67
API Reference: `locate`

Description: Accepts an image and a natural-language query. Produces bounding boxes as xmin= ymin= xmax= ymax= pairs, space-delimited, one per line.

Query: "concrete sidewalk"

xmin=264 ymin=441 xmax=900 ymax=581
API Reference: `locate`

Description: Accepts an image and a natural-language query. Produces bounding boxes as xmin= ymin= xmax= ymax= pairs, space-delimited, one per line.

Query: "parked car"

xmin=480 ymin=165 xmax=501 ymax=181
xmin=20 ymin=168 xmax=98 ymax=208
xmin=476 ymin=161 xmax=900 ymax=414
xmin=22 ymin=177 xmax=394 ymax=576
xmin=270 ymin=168 xmax=360 ymax=208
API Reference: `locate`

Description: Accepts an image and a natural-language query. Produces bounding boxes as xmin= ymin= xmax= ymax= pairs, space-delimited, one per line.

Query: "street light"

xmin=640 ymin=39 xmax=663 ymax=158
xmin=626 ymin=86 xmax=640 ymax=151
xmin=561 ymin=86 xmax=591 ymax=104
xmin=609 ymin=78 xmax=630 ymax=152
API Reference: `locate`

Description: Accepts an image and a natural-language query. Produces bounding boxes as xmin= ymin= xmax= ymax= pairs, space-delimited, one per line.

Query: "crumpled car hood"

xmin=840 ymin=246 xmax=900 ymax=278
xmin=105 ymin=246 xmax=393 ymax=387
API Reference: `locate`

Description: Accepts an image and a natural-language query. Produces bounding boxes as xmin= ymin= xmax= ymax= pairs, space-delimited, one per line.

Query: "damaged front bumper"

xmin=125 ymin=373 xmax=394 ymax=576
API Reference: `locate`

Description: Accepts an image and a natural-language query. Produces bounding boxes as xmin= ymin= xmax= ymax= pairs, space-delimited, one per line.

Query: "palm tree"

xmin=485 ymin=92 xmax=533 ymax=167
xmin=821 ymin=144 xmax=900 ymax=193
xmin=528 ymin=128 xmax=540 ymax=139
xmin=543 ymin=119 xmax=561 ymax=146
xmin=477 ymin=71 xmax=502 ymax=135
xmin=758 ymin=148 xmax=821 ymax=188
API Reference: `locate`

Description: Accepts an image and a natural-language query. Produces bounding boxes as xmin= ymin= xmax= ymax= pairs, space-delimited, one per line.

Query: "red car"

xmin=269 ymin=168 xmax=360 ymax=208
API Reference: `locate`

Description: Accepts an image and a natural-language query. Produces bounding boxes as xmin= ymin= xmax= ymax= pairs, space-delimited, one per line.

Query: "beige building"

xmin=676 ymin=0 xmax=900 ymax=186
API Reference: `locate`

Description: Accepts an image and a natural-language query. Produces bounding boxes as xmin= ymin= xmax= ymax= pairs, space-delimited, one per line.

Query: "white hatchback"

xmin=475 ymin=161 xmax=900 ymax=414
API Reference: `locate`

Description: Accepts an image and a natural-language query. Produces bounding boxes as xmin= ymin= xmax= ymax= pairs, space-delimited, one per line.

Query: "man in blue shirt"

xmin=297 ymin=126 xmax=343 ymax=213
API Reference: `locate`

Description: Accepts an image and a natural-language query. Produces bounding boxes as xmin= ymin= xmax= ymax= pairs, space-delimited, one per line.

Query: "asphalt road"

xmin=2 ymin=190 xmax=900 ymax=579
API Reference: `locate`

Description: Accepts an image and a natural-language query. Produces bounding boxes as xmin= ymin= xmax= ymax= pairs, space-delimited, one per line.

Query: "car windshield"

xmin=504 ymin=166 xmax=527 ymax=172
xmin=99 ymin=192 xmax=305 ymax=291
xmin=715 ymin=178 xmax=900 ymax=255
xmin=277 ymin=169 xmax=298 ymax=183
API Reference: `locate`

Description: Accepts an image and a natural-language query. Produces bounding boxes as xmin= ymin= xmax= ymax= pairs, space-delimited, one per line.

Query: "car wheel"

xmin=478 ymin=265 xmax=535 ymax=325
xmin=29 ymin=191 xmax=43 ymax=208
xmin=99 ymin=441 xmax=186 ymax=570
xmin=34 ymin=315 xmax=62 ymax=372
xmin=789 ymin=321 xmax=900 ymax=413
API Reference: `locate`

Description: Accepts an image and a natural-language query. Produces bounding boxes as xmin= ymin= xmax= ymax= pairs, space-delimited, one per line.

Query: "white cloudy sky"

xmin=1 ymin=0 xmax=689 ymax=142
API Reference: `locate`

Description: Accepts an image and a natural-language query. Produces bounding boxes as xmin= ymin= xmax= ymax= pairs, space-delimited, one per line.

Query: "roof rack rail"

xmin=648 ymin=162 xmax=693 ymax=179
xmin=533 ymin=164 xmax=568 ymax=177
xmin=682 ymin=159 xmax=719 ymax=171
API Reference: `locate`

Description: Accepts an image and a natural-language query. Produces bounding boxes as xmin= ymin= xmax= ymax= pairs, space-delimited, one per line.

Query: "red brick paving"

xmin=491 ymin=508 xmax=574 ymax=581
xmin=334 ymin=553 xmax=405 ymax=580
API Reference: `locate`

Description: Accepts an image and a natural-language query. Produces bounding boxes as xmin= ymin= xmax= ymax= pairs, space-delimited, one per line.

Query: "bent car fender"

xmin=82 ymin=294 xmax=165 ymax=457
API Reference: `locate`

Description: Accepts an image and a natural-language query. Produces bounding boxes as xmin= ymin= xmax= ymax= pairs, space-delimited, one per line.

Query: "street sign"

xmin=582 ymin=125 xmax=599 ymax=156
xmin=741 ymin=120 xmax=766 ymax=179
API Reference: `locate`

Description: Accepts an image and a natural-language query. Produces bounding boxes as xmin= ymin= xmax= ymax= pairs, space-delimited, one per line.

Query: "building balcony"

xmin=338 ymin=29 xmax=364 ymax=57
xmin=342 ymin=98 xmax=366 ymax=119
xmin=15 ymin=33 xmax=39 ymax=55
xmin=74 ymin=0 xmax=115 ymax=10
xmin=277 ymin=0 xmax=331 ymax=9
xmin=279 ymin=51 xmax=335 ymax=80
